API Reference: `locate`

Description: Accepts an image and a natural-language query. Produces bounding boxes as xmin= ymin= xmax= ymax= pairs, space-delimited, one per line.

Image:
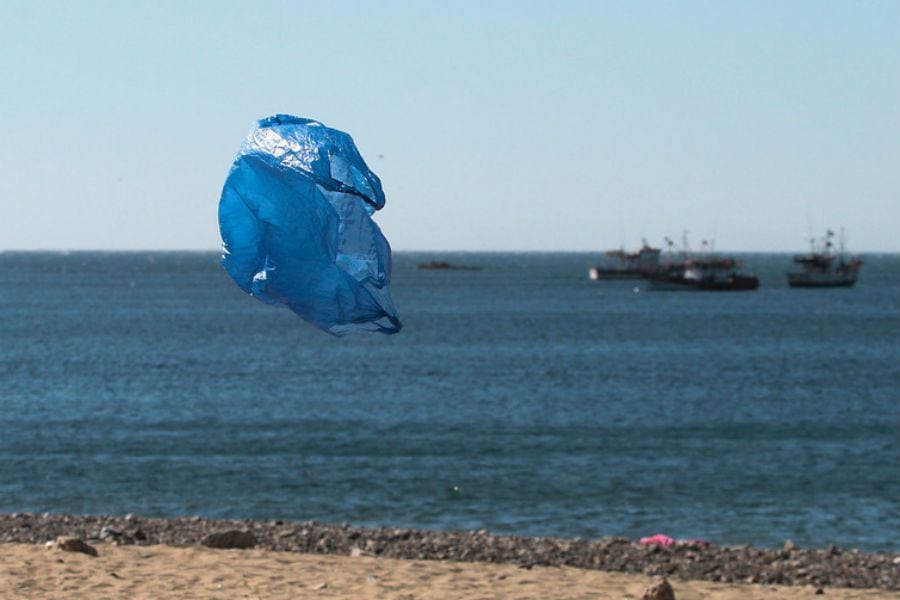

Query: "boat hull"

xmin=648 ymin=275 xmax=759 ymax=291
xmin=589 ymin=267 xmax=646 ymax=280
xmin=787 ymin=275 xmax=857 ymax=288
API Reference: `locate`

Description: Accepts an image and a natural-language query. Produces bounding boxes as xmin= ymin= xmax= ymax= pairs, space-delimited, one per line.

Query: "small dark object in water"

xmin=417 ymin=261 xmax=482 ymax=271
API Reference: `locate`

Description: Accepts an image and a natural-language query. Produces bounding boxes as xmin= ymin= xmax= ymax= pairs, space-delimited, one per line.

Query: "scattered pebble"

xmin=1 ymin=513 xmax=896 ymax=590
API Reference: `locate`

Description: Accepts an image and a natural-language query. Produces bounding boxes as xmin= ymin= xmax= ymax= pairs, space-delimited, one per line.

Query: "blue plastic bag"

xmin=219 ymin=115 xmax=401 ymax=335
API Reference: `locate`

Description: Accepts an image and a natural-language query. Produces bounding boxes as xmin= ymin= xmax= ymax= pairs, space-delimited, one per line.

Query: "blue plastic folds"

xmin=219 ymin=115 xmax=401 ymax=335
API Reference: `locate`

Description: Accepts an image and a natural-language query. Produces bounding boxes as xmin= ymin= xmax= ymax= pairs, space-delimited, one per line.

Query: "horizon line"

xmin=2 ymin=247 xmax=898 ymax=255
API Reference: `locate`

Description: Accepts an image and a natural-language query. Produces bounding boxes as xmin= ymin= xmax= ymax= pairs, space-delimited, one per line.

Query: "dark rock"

xmin=55 ymin=537 xmax=98 ymax=557
xmin=200 ymin=530 xmax=257 ymax=549
xmin=642 ymin=578 xmax=675 ymax=600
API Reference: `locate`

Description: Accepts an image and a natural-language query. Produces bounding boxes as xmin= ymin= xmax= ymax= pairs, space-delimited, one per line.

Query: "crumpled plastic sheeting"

xmin=219 ymin=115 xmax=401 ymax=336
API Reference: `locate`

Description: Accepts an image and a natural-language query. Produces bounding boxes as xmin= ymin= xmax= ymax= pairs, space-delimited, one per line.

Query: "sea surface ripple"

xmin=1 ymin=251 xmax=897 ymax=551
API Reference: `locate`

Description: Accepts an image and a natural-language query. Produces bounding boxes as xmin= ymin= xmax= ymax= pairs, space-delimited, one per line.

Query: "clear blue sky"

xmin=1 ymin=1 xmax=897 ymax=251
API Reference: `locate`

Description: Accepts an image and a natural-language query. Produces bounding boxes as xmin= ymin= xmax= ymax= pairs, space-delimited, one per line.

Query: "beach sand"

xmin=1 ymin=543 xmax=897 ymax=599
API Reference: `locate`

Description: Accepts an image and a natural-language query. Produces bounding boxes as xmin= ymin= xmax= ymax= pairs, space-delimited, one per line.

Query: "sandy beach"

xmin=1 ymin=513 xmax=897 ymax=598
xmin=2 ymin=542 xmax=898 ymax=600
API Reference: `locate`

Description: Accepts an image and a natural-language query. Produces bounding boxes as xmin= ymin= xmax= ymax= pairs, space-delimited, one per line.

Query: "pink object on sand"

xmin=639 ymin=534 xmax=676 ymax=547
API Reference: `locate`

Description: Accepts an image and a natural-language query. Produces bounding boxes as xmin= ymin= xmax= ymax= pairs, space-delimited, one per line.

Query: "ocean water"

xmin=1 ymin=251 xmax=897 ymax=551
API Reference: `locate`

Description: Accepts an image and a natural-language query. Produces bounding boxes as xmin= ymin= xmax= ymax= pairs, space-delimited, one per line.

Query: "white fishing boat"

xmin=588 ymin=240 xmax=661 ymax=280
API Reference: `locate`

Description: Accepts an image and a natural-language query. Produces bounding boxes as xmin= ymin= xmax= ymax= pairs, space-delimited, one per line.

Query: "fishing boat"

xmin=588 ymin=240 xmax=661 ymax=280
xmin=787 ymin=229 xmax=861 ymax=288
xmin=645 ymin=235 xmax=759 ymax=291
xmin=647 ymin=257 xmax=759 ymax=291
xmin=418 ymin=261 xmax=482 ymax=271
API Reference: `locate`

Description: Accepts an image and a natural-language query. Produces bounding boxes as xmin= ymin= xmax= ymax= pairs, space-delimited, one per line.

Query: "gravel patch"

xmin=1 ymin=513 xmax=896 ymax=590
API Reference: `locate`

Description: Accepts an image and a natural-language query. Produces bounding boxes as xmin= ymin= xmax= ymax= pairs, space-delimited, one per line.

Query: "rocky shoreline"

xmin=1 ymin=513 xmax=897 ymax=590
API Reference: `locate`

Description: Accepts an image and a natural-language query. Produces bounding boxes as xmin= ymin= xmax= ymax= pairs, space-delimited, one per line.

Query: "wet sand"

xmin=2 ymin=543 xmax=898 ymax=600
